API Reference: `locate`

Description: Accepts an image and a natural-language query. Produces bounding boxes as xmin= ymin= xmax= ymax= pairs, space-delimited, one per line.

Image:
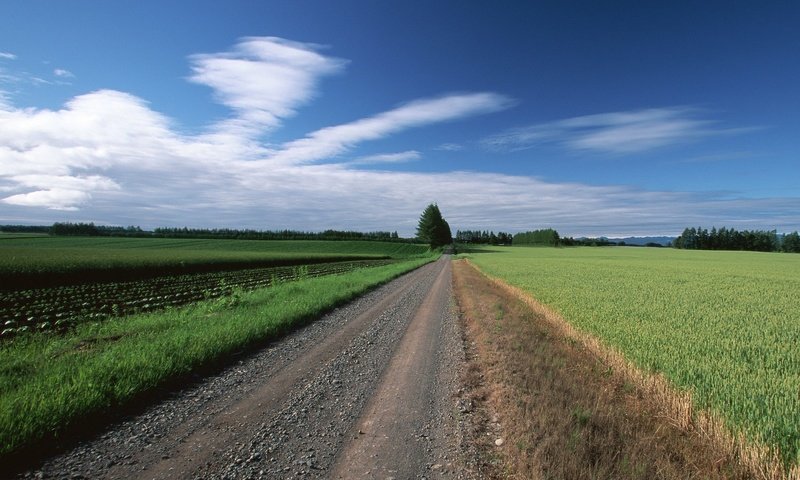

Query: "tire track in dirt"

xmin=330 ymin=257 xmax=452 ymax=478
xmin=134 ymin=260 xmax=438 ymax=479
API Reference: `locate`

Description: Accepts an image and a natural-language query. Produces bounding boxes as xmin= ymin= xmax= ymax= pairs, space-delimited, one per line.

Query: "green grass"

xmin=0 ymin=237 xmax=430 ymax=289
xmin=0 ymin=255 xmax=434 ymax=458
xmin=0 ymin=233 xmax=49 ymax=240
xmin=467 ymin=246 xmax=800 ymax=467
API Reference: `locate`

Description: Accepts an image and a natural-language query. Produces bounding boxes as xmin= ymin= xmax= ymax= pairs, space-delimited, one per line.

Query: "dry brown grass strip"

xmin=453 ymin=258 xmax=760 ymax=479
xmin=461 ymin=259 xmax=799 ymax=480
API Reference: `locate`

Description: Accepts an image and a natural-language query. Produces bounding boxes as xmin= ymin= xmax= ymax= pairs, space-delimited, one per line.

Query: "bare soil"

xmin=451 ymin=259 xmax=749 ymax=480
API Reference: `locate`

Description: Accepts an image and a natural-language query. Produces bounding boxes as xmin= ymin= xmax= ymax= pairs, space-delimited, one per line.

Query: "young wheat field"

xmin=468 ymin=246 xmax=800 ymax=469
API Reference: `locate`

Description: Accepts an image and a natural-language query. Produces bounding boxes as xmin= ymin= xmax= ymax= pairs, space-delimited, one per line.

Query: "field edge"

xmin=0 ymin=255 xmax=436 ymax=471
xmin=462 ymin=258 xmax=799 ymax=480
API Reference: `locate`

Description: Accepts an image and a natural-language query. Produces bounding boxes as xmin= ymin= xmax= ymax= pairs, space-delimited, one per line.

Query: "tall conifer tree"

xmin=416 ymin=203 xmax=452 ymax=248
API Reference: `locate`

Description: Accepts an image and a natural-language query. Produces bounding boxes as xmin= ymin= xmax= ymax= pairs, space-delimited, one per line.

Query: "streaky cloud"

xmin=267 ymin=92 xmax=513 ymax=165
xmin=482 ymin=107 xmax=751 ymax=155
xmin=434 ymin=143 xmax=464 ymax=151
xmin=349 ymin=150 xmax=421 ymax=165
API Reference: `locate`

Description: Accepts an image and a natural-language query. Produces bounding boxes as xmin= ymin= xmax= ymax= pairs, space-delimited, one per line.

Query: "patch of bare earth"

xmin=451 ymin=259 xmax=750 ymax=480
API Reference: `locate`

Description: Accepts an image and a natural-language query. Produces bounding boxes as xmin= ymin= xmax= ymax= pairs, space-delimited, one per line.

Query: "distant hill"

xmin=609 ymin=236 xmax=675 ymax=246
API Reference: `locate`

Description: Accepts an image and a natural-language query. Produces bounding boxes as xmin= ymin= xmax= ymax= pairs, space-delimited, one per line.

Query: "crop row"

xmin=0 ymin=259 xmax=394 ymax=337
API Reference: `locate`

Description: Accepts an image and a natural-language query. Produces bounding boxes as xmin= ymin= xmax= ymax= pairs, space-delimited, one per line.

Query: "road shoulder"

xmin=452 ymin=259 xmax=749 ymax=479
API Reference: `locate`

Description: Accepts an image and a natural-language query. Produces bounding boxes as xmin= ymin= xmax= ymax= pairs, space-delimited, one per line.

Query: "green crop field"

xmin=0 ymin=259 xmax=396 ymax=337
xmin=0 ymin=235 xmax=436 ymax=459
xmin=0 ymin=237 xmax=431 ymax=337
xmin=0 ymin=236 xmax=429 ymax=288
xmin=467 ymin=246 xmax=800 ymax=468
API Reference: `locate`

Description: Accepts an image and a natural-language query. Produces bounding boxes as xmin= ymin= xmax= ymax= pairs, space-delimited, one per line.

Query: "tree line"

xmin=560 ymin=236 xmax=619 ymax=247
xmin=2 ymin=223 xmax=414 ymax=243
xmin=513 ymin=228 xmax=561 ymax=246
xmin=50 ymin=223 xmax=145 ymax=237
xmin=152 ymin=227 xmax=407 ymax=242
xmin=456 ymin=228 xmax=621 ymax=247
xmin=673 ymin=227 xmax=800 ymax=253
xmin=454 ymin=230 xmax=512 ymax=245
xmin=9 ymin=222 xmax=798 ymax=253
xmin=0 ymin=225 xmax=52 ymax=234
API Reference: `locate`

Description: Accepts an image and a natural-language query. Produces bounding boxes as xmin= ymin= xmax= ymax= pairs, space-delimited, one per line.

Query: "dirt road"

xmin=21 ymin=256 xmax=474 ymax=479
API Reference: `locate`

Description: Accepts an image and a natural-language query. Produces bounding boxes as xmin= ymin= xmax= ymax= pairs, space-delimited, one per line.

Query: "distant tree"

xmin=783 ymin=232 xmax=800 ymax=253
xmin=416 ymin=203 xmax=452 ymax=248
xmin=454 ymin=229 xmax=512 ymax=245
xmin=51 ymin=222 xmax=100 ymax=236
xmin=513 ymin=228 xmax=560 ymax=246
xmin=149 ymin=227 xmax=412 ymax=242
xmin=673 ymin=226 xmax=786 ymax=253
xmin=0 ymin=225 xmax=51 ymax=234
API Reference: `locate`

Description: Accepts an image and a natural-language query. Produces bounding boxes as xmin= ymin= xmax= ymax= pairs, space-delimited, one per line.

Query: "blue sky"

xmin=1 ymin=1 xmax=798 ymax=237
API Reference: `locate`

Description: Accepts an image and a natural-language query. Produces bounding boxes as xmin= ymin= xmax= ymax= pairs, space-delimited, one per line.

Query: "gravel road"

xmin=18 ymin=256 xmax=475 ymax=479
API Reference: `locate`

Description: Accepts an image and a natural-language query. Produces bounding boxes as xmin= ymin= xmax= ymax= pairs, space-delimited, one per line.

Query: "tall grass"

xmin=0 ymin=256 xmax=433 ymax=458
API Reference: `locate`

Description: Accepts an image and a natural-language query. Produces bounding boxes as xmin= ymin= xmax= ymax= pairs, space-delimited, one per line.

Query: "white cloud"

xmin=0 ymin=89 xmax=180 ymax=168
xmin=54 ymin=68 xmax=74 ymax=78
xmin=188 ymin=37 xmax=347 ymax=138
xmin=0 ymin=88 xmax=256 ymax=209
xmin=268 ymin=93 xmax=513 ymax=165
xmin=2 ymin=189 xmax=92 ymax=211
xmin=0 ymin=38 xmax=796 ymax=236
xmin=483 ymin=107 xmax=745 ymax=154
xmin=349 ymin=150 xmax=421 ymax=165
xmin=9 ymin=174 xmax=119 ymax=192
xmin=144 ymin=162 xmax=800 ymax=237
xmin=0 ymin=52 xmax=15 ymax=60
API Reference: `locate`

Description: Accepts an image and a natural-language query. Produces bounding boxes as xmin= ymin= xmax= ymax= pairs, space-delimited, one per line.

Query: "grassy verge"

xmin=0 ymin=256 xmax=434 ymax=460
xmin=452 ymin=259 xmax=748 ymax=479
xmin=466 ymin=247 xmax=800 ymax=478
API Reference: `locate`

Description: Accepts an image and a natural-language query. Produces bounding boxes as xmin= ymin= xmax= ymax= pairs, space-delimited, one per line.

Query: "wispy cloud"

xmin=267 ymin=93 xmax=513 ymax=165
xmin=54 ymin=68 xmax=74 ymax=78
xmin=0 ymin=52 xmax=15 ymax=60
xmin=188 ymin=37 xmax=347 ymax=139
xmin=348 ymin=150 xmax=421 ymax=165
xmin=483 ymin=107 xmax=749 ymax=155
xmin=0 ymin=38 xmax=796 ymax=235
xmin=434 ymin=143 xmax=464 ymax=151
xmin=0 ymin=62 xmax=59 ymax=89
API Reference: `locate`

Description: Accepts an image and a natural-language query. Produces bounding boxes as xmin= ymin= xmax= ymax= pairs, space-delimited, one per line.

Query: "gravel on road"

xmin=17 ymin=256 xmax=480 ymax=480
